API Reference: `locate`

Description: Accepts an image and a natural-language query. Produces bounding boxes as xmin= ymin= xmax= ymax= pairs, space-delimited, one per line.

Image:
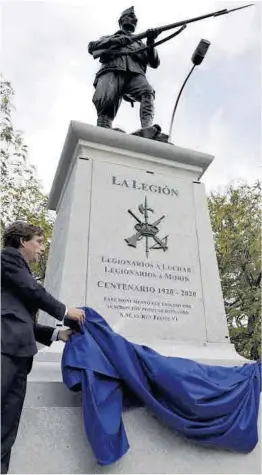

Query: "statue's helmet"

xmin=118 ymin=6 xmax=138 ymax=30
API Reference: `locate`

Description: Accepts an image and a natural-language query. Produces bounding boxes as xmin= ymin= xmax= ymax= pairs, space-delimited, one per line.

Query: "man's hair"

xmin=2 ymin=221 xmax=44 ymax=248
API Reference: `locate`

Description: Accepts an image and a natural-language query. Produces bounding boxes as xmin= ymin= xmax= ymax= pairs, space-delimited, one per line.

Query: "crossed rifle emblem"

xmin=125 ymin=197 xmax=168 ymax=258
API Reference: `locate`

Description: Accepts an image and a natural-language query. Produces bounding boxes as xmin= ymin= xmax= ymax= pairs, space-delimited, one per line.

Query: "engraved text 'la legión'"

xmin=112 ymin=176 xmax=179 ymax=197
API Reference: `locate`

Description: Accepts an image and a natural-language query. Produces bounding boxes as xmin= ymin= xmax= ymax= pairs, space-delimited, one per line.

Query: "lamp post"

xmin=168 ymin=39 xmax=211 ymax=143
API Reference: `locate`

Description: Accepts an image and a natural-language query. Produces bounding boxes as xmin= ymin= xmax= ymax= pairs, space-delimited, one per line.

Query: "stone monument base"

xmin=10 ymin=123 xmax=260 ymax=474
xmin=9 ymin=352 xmax=261 ymax=475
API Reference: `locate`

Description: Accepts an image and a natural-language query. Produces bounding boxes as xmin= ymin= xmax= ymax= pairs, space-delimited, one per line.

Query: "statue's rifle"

xmin=91 ymin=4 xmax=253 ymax=60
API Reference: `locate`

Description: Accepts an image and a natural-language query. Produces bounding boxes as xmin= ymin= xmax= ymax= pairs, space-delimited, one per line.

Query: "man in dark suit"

xmin=1 ymin=221 xmax=86 ymax=474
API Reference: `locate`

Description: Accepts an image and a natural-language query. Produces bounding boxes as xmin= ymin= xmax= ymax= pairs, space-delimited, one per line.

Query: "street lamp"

xmin=168 ymin=39 xmax=211 ymax=143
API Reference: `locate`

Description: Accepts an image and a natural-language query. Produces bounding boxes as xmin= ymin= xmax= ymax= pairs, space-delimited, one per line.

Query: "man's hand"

xmin=146 ymin=28 xmax=160 ymax=45
xmin=58 ymin=329 xmax=73 ymax=342
xmin=66 ymin=307 xmax=85 ymax=324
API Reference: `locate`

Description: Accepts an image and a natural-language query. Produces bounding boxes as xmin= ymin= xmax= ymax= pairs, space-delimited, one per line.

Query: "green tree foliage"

xmin=208 ymin=181 xmax=261 ymax=360
xmin=0 ymin=77 xmax=54 ymax=279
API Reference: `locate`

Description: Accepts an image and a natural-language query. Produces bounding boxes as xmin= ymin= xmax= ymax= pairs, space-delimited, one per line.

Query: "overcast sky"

xmin=2 ymin=0 xmax=261 ymax=194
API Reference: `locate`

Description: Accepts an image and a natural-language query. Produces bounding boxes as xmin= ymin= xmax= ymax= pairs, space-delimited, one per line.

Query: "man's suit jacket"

xmin=1 ymin=247 xmax=66 ymax=357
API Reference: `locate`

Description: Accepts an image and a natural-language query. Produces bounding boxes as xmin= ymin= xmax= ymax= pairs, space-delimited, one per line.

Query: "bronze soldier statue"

xmin=88 ymin=4 xmax=252 ymax=136
xmin=88 ymin=6 xmax=160 ymax=130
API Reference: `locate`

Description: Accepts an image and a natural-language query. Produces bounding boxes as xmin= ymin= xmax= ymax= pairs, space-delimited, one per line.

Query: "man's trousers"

xmin=1 ymin=354 xmax=32 ymax=474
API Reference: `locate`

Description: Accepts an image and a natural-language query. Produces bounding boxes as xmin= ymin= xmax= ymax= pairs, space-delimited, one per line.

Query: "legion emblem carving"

xmin=125 ymin=197 xmax=168 ymax=258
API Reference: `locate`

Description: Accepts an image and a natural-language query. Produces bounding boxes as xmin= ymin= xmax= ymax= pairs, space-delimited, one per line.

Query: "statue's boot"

xmin=131 ymin=124 xmax=161 ymax=139
xmin=97 ymin=115 xmax=112 ymax=128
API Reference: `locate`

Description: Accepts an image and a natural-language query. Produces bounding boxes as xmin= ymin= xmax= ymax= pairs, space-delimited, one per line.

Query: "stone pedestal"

xmin=10 ymin=122 xmax=260 ymax=474
xmin=9 ymin=352 xmax=262 ymax=474
xmin=40 ymin=121 xmax=239 ymax=360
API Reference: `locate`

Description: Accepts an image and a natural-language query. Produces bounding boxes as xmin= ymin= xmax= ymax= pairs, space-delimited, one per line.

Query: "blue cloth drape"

xmin=62 ymin=307 xmax=261 ymax=465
